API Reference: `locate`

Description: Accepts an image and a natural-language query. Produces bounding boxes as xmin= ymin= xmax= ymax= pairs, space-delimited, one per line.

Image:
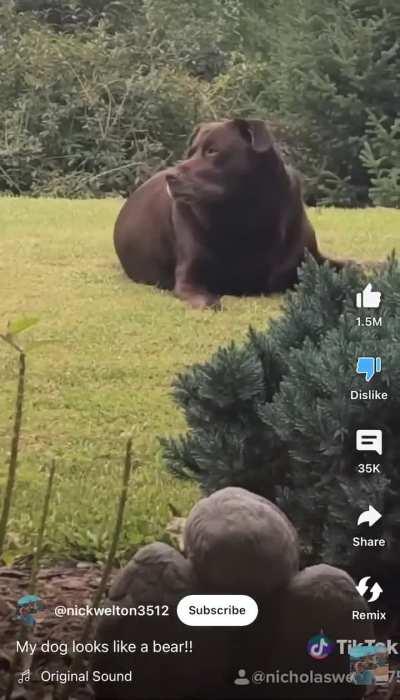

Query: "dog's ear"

xmin=233 ymin=118 xmax=273 ymax=153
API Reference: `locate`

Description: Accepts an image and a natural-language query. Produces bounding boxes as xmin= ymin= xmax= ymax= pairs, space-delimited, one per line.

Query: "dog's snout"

xmin=166 ymin=165 xmax=189 ymax=181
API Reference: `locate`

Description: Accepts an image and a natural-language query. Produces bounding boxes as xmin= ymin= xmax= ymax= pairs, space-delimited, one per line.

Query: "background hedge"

xmin=1 ymin=0 xmax=399 ymax=205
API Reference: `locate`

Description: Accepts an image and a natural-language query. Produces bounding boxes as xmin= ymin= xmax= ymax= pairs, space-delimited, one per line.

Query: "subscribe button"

xmin=177 ymin=595 xmax=258 ymax=627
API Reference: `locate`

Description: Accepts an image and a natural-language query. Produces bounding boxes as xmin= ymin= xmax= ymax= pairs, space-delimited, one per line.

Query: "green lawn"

xmin=0 ymin=198 xmax=399 ymax=564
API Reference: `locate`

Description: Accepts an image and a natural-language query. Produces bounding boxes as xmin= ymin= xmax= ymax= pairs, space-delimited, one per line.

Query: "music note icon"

xmin=17 ymin=669 xmax=31 ymax=684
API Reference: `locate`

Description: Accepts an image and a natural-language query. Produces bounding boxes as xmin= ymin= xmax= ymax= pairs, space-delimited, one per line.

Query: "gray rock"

xmin=109 ymin=541 xmax=196 ymax=604
xmin=184 ymin=487 xmax=299 ymax=595
xmin=266 ymin=564 xmax=375 ymax=698
xmin=92 ymin=542 xmax=230 ymax=699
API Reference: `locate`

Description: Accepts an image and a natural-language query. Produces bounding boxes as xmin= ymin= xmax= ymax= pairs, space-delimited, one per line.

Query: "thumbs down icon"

xmin=356 ymin=357 xmax=382 ymax=382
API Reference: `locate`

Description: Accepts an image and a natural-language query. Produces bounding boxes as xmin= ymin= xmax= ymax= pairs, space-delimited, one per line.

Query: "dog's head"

xmin=165 ymin=119 xmax=283 ymax=204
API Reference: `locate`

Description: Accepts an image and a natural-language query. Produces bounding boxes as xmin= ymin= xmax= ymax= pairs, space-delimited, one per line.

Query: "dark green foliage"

xmin=0 ymin=0 xmax=247 ymax=197
xmin=162 ymin=256 xmax=400 ymax=580
xmin=165 ymin=343 xmax=284 ymax=498
xmin=361 ymin=114 xmax=400 ymax=207
xmin=14 ymin=0 xmax=139 ymax=30
xmin=1 ymin=0 xmax=400 ymax=203
xmin=263 ymin=0 xmax=400 ymax=205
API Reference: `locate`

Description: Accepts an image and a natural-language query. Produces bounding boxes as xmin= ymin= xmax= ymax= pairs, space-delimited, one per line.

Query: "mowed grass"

xmin=0 ymin=198 xmax=399 ymax=563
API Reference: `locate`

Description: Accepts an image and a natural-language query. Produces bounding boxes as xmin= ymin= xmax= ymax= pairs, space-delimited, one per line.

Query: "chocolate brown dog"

xmin=114 ymin=118 xmax=342 ymax=309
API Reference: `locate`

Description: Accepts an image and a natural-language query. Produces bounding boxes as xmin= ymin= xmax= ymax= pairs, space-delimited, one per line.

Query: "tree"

xmin=263 ymin=0 xmax=400 ymax=205
xmin=0 ymin=0 xmax=246 ymax=197
xmin=13 ymin=0 xmax=136 ymax=30
xmin=361 ymin=113 xmax=400 ymax=207
xmin=162 ymin=256 xmax=400 ymax=607
xmin=2 ymin=0 xmax=400 ymax=201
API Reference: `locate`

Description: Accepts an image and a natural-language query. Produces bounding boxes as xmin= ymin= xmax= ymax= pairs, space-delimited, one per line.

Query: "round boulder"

xmin=184 ymin=487 xmax=299 ymax=596
xmin=266 ymin=564 xmax=375 ymax=698
xmin=92 ymin=542 xmax=231 ymax=699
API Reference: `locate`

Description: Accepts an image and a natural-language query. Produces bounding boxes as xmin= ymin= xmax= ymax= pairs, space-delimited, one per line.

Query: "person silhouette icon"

xmin=234 ymin=669 xmax=250 ymax=686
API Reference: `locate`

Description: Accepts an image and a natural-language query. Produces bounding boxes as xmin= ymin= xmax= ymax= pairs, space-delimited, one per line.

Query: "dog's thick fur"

xmin=114 ymin=118 xmax=342 ymax=308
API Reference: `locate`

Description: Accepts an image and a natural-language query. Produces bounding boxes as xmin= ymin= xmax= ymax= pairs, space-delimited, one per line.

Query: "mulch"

xmin=0 ymin=563 xmax=399 ymax=700
xmin=0 ymin=561 xmax=108 ymax=699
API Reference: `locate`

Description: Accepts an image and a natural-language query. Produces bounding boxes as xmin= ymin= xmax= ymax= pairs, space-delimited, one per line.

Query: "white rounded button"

xmin=177 ymin=594 xmax=258 ymax=626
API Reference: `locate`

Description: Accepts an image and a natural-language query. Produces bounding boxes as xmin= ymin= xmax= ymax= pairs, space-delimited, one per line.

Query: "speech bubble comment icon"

xmin=356 ymin=430 xmax=383 ymax=455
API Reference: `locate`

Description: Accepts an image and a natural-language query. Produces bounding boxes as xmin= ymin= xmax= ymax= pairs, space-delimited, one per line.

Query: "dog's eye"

xmin=205 ymin=146 xmax=218 ymax=157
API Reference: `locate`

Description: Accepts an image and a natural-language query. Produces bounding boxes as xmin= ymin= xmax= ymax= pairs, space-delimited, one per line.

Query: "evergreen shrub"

xmin=162 ymin=256 xmax=400 ymax=593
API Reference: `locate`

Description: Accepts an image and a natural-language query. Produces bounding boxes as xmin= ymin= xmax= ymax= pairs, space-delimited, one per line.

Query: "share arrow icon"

xmin=357 ymin=505 xmax=382 ymax=527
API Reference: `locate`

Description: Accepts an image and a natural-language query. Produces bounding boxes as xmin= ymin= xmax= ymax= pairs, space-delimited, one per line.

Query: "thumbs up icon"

xmin=356 ymin=284 xmax=381 ymax=309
